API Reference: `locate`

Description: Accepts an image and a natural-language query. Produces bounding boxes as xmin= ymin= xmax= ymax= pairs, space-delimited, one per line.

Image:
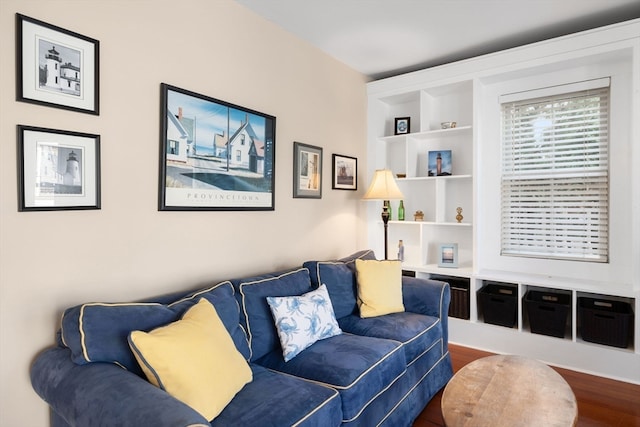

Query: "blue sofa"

xmin=31 ymin=250 xmax=453 ymax=427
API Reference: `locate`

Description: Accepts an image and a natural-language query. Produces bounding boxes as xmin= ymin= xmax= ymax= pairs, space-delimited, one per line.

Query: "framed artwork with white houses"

xmin=159 ymin=84 xmax=276 ymax=211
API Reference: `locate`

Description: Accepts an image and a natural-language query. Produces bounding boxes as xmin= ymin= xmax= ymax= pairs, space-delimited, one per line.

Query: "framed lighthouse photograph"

xmin=16 ymin=13 xmax=99 ymax=115
xmin=17 ymin=125 xmax=101 ymax=211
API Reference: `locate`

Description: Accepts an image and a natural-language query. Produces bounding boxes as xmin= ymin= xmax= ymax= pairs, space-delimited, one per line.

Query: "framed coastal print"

xmin=293 ymin=142 xmax=322 ymax=198
xmin=438 ymin=243 xmax=458 ymax=268
xmin=332 ymin=154 xmax=357 ymax=190
xmin=428 ymin=150 xmax=452 ymax=176
xmin=158 ymin=84 xmax=276 ymax=211
xmin=16 ymin=14 xmax=99 ymax=115
xmin=17 ymin=125 xmax=101 ymax=211
xmin=394 ymin=117 xmax=410 ymax=135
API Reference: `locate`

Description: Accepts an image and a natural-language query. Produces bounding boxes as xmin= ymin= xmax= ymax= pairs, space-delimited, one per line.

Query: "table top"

xmin=441 ymin=354 xmax=577 ymax=427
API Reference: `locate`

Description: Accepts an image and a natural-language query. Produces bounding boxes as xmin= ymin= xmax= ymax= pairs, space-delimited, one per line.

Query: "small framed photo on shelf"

xmin=17 ymin=125 xmax=101 ymax=211
xmin=293 ymin=142 xmax=323 ymax=198
xmin=332 ymin=154 xmax=357 ymax=190
xmin=428 ymin=150 xmax=452 ymax=176
xmin=16 ymin=14 xmax=100 ymax=115
xmin=394 ymin=117 xmax=410 ymax=135
xmin=438 ymin=243 xmax=458 ymax=268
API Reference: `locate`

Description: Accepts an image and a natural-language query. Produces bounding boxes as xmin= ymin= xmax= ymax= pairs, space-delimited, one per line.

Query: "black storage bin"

xmin=478 ymin=282 xmax=517 ymax=327
xmin=578 ymin=297 xmax=634 ymax=348
xmin=432 ymin=275 xmax=470 ymax=320
xmin=524 ymin=290 xmax=570 ymax=338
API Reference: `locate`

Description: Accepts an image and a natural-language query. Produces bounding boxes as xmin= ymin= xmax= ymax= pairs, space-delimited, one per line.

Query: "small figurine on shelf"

xmin=414 ymin=210 xmax=424 ymax=221
xmin=398 ymin=240 xmax=404 ymax=261
xmin=456 ymin=207 xmax=463 ymax=223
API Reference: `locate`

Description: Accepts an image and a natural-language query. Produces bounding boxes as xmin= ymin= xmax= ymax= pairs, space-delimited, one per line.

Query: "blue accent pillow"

xmin=267 ymin=285 xmax=342 ymax=362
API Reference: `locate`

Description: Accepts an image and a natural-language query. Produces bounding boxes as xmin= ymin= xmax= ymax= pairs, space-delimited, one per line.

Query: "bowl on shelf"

xmin=441 ymin=121 xmax=457 ymax=129
xmin=396 ymin=173 xmax=406 ymax=179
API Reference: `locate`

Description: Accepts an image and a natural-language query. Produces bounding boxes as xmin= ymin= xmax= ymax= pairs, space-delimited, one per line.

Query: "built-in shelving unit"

xmin=366 ymin=19 xmax=640 ymax=383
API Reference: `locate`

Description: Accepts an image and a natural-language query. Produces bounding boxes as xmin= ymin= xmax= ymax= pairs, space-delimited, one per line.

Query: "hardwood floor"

xmin=414 ymin=344 xmax=640 ymax=426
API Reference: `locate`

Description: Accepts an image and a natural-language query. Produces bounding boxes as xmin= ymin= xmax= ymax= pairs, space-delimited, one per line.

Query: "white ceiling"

xmin=235 ymin=0 xmax=640 ymax=80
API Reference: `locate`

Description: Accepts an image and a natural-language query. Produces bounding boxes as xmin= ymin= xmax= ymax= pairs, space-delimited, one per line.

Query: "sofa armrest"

xmin=402 ymin=277 xmax=451 ymax=348
xmin=31 ymin=346 xmax=210 ymax=427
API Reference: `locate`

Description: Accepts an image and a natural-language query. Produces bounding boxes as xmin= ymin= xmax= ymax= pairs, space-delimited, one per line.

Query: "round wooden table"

xmin=441 ymin=355 xmax=577 ymax=426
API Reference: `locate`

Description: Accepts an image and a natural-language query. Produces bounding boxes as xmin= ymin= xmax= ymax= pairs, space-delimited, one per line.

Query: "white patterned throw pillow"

xmin=267 ymin=284 xmax=342 ymax=362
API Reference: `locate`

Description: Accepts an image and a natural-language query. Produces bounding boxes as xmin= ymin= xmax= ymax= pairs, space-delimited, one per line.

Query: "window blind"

xmin=500 ymin=81 xmax=609 ymax=262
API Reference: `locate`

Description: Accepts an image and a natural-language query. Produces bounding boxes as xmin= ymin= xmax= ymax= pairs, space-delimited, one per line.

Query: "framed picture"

xmin=428 ymin=150 xmax=452 ymax=176
xmin=438 ymin=243 xmax=458 ymax=268
xmin=16 ymin=14 xmax=99 ymax=115
xmin=332 ymin=154 xmax=357 ymax=190
xmin=394 ymin=117 xmax=410 ymax=135
xmin=17 ymin=125 xmax=100 ymax=211
xmin=293 ymin=142 xmax=322 ymax=198
xmin=159 ymin=84 xmax=276 ymax=211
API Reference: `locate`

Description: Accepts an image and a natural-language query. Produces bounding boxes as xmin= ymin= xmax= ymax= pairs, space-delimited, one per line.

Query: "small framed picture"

xmin=394 ymin=117 xmax=410 ymax=135
xmin=438 ymin=243 xmax=458 ymax=268
xmin=332 ymin=154 xmax=357 ymax=190
xmin=17 ymin=125 xmax=101 ymax=211
xmin=428 ymin=150 xmax=452 ymax=176
xmin=293 ymin=142 xmax=322 ymax=198
xmin=16 ymin=14 xmax=99 ymax=115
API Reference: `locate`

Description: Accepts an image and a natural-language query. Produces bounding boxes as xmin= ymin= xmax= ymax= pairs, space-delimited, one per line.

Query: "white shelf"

xmin=398 ymin=174 xmax=472 ymax=182
xmin=389 ymin=220 xmax=472 ymax=227
xmin=379 ymin=125 xmax=472 ymax=142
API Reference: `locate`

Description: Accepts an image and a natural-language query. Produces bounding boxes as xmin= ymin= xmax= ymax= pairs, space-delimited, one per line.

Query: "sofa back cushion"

xmin=303 ymin=250 xmax=377 ymax=319
xmin=233 ymin=268 xmax=313 ymax=362
xmin=61 ymin=281 xmax=249 ymax=375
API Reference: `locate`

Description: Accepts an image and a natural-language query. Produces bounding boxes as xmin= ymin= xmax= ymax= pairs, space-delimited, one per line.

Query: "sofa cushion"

xmin=267 ymin=284 xmax=342 ymax=362
xmin=338 ymin=312 xmax=442 ymax=366
xmin=128 ymin=298 xmax=252 ymax=421
xmin=303 ymin=249 xmax=377 ymax=319
xmin=257 ymin=333 xmax=406 ymax=423
xmin=211 ymin=364 xmax=342 ymax=427
xmin=234 ymin=268 xmax=313 ymax=361
xmin=355 ymin=259 xmax=405 ymax=318
xmin=61 ymin=281 xmax=249 ymax=374
xmin=169 ymin=281 xmax=250 ymax=360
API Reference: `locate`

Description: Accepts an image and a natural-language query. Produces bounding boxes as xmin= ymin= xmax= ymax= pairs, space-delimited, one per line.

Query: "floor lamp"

xmin=363 ymin=169 xmax=404 ymax=260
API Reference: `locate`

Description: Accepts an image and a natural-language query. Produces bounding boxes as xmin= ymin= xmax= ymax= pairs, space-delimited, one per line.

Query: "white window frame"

xmin=500 ymin=78 xmax=610 ymax=263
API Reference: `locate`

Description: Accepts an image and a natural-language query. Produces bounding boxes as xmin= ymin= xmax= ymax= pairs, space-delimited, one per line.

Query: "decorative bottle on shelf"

xmin=398 ymin=240 xmax=404 ymax=262
xmin=384 ymin=200 xmax=392 ymax=220
xmin=398 ymin=200 xmax=405 ymax=221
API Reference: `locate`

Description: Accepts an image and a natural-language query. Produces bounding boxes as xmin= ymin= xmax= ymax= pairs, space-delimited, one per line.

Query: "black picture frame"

xmin=394 ymin=117 xmax=410 ymax=135
xmin=159 ymin=84 xmax=276 ymax=211
xmin=293 ymin=142 xmax=322 ymax=198
xmin=332 ymin=154 xmax=357 ymax=190
xmin=17 ymin=125 xmax=101 ymax=211
xmin=16 ymin=13 xmax=99 ymax=115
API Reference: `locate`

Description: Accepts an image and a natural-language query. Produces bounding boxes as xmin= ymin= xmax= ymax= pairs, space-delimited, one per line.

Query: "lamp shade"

xmin=363 ymin=169 xmax=404 ymax=200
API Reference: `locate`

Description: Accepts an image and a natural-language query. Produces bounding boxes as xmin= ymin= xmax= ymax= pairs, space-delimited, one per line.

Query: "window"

xmin=500 ymin=78 xmax=609 ymax=262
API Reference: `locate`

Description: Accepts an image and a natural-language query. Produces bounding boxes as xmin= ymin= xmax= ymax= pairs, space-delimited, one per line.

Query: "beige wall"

xmin=0 ymin=1 xmax=368 ymax=424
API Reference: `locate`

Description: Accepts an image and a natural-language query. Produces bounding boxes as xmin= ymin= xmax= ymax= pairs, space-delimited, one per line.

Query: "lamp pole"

xmin=382 ymin=201 xmax=390 ymax=259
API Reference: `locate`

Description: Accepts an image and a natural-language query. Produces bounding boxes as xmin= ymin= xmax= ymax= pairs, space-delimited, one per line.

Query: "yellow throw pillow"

xmin=128 ymin=298 xmax=252 ymax=421
xmin=355 ymin=259 xmax=405 ymax=318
